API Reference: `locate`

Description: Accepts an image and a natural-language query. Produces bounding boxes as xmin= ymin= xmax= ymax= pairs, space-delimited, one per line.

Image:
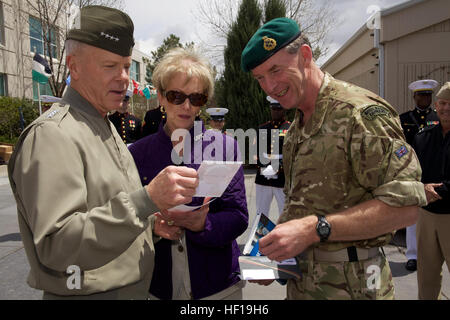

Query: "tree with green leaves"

xmin=196 ymin=0 xmax=336 ymax=63
xmin=219 ymin=0 xmax=265 ymax=131
xmin=145 ymin=34 xmax=194 ymax=84
xmin=264 ymin=0 xmax=286 ymax=23
xmin=25 ymin=0 xmax=124 ymax=98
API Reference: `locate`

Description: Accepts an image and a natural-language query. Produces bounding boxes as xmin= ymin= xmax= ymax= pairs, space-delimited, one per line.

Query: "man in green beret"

xmin=8 ymin=5 xmax=198 ymax=299
xmin=241 ymin=17 xmax=427 ymax=300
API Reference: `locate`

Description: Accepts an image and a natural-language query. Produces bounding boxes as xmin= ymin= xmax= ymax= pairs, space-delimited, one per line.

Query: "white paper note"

xmin=169 ymin=198 xmax=216 ymax=212
xmin=241 ymin=269 xmax=276 ymax=280
xmin=194 ymin=160 xmax=242 ymax=197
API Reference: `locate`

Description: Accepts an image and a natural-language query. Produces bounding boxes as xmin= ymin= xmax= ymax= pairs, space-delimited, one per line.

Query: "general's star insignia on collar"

xmin=46 ymin=110 xmax=59 ymax=119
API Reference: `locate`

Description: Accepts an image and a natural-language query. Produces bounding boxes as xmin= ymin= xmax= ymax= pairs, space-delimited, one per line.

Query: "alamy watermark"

xmin=366 ymin=265 xmax=381 ymax=290
xmin=66 ymin=265 xmax=81 ymax=290
xmin=170 ymin=121 xmax=282 ymax=172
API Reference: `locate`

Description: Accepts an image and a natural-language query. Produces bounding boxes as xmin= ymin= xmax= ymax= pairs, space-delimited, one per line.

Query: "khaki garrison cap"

xmin=436 ymin=82 xmax=450 ymax=101
xmin=67 ymin=5 xmax=134 ymax=57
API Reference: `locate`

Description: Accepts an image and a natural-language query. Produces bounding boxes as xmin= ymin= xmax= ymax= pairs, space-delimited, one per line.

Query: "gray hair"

xmin=65 ymin=39 xmax=86 ymax=56
xmin=285 ymin=34 xmax=312 ymax=55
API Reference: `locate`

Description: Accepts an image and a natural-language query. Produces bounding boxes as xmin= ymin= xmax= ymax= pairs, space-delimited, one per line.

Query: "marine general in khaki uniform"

xmin=8 ymin=6 xmax=198 ymax=299
xmin=241 ymin=18 xmax=427 ymax=300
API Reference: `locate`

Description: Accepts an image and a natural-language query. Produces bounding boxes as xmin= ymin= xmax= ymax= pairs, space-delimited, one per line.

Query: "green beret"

xmin=241 ymin=18 xmax=301 ymax=72
xmin=67 ymin=6 xmax=134 ymax=57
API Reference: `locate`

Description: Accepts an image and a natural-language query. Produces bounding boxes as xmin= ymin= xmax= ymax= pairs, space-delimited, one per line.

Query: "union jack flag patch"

xmin=394 ymin=145 xmax=408 ymax=159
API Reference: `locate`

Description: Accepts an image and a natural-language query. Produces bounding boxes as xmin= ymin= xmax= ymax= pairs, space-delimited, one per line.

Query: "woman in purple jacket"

xmin=129 ymin=47 xmax=248 ymax=300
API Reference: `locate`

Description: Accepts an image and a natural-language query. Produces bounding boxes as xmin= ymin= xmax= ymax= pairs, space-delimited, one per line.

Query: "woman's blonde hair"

xmin=152 ymin=47 xmax=215 ymax=100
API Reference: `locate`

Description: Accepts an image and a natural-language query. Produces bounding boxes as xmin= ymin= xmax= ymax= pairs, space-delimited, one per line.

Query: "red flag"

xmin=132 ymin=79 xmax=139 ymax=95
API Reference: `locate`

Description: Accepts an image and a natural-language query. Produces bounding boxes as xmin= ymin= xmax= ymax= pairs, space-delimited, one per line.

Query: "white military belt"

xmin=262 ymin=153 xmax=283 ymax=160
xmin=298 ymin=246 xmax=380 ymax=262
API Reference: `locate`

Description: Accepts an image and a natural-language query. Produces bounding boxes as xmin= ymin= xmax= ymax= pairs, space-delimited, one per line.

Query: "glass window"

xmin=0 ymin=73 xmax=6 ymax=96
xmin=32 ymin=80 xmax=52 ymax=101
xmin=130 ymin=60 xmax=140 ymax=82
xmin=29 ymin=16 xmax=57 ymax=58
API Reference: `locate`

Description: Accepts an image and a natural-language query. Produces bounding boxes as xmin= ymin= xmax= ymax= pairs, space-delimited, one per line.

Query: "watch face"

xmin=319 ymin=225 xmax=329 ymax=236
xmin=318 ymin=222 xmax=330 ymax=236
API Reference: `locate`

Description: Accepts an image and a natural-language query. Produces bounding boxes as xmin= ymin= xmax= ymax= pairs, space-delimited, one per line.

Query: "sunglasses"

xmin=164 ymin=90 xmax=208 ymax=107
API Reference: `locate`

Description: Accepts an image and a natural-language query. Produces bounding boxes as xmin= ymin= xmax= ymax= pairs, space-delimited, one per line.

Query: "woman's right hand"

xmin=153 ymin=215 xmax=183 ymax=240
xmin=156 ymin=197 xmax=212 ymax=232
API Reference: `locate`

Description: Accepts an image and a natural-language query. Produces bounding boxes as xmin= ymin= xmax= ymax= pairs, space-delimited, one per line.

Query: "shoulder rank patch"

xmin=46 ymin=110 xmax=59 ymax=119
xmin=394 ymin=145 xmax=408 ymax=159
xmin=427 ymin=121 xmax=439 ymax=126
xmin=361 ymin=105 xmax=391 ymax=121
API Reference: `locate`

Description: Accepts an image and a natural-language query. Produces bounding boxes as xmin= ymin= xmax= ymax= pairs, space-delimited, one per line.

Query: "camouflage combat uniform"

xmin=280 ymin=73 xmax=427 ymax=300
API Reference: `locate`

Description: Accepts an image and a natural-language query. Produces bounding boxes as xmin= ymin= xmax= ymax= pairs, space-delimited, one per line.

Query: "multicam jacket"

xmin=280 ymin=73 xmax=427 ymax=251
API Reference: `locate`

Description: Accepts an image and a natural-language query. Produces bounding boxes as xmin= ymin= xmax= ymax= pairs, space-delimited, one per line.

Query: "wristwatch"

xmin=316 ymin=214 xmax=331 ymax=242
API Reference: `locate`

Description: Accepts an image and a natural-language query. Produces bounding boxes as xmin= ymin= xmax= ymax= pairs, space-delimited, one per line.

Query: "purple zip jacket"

xmin=129 ymin=122 xmax=248 ymax=299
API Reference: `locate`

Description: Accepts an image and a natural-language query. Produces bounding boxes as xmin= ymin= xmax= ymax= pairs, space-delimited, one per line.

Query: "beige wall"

xmin=322 ymin=0 xmax=450 ymax=114
xmin=333 ymin=48 xmax=379 ymax=95
xmin=384 ymin=18 xmax=450 ymax=113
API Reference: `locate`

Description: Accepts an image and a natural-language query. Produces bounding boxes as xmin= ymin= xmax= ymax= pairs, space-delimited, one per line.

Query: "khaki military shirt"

xmin=280 ymin=73 xmax=427 ymax=251
xmin=8 ymin=87 xmax=159 ymax=298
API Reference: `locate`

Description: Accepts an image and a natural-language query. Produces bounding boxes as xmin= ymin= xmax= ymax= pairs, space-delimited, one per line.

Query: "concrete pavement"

xmin=0 ymin=165 xmax=449 ymax=300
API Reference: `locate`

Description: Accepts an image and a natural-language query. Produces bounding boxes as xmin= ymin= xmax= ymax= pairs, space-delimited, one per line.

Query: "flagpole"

xmin=38 ymin=83 xmax=42 ymax=115
xmin=131 ymin=95 xmax=134 ymax=114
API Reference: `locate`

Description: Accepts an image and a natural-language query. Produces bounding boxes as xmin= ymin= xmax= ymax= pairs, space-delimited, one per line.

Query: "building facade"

xmin=321 ymin=0 xmax=450 ymax=114
xmin=0 ymin=0 xmax=151 ymax=101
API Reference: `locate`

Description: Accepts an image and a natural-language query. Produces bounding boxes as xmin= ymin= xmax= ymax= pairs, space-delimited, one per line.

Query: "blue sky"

xmin=123 ymin=0 xmax=410 ymax=69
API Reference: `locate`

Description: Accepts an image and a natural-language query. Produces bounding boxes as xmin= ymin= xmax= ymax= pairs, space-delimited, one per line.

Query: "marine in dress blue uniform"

xmin=254 ymin=96 xmax=291 ymax=217
xmin=108 ymin=90 xmax=142 ymax=144
xmin=206 ymin=107 xmax=228 ymax=132
xmin=141 ymin=105 xmax=166 ymax=137
xmin=399 ymin=79 xmax=439 ymax=272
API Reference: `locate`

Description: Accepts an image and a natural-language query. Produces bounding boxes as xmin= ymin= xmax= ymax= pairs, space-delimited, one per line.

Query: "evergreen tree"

xmin=264 ymin=0 xmax=286 ymax=23
xmin=220 ymin=0 xmax=265 ymax=131
xmin=145 ymin=34 xmax=194 ymax=84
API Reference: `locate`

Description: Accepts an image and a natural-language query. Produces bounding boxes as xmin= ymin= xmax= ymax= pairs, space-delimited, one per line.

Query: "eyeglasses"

xmin=164 ymin=90 xmax=208 ymax=107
